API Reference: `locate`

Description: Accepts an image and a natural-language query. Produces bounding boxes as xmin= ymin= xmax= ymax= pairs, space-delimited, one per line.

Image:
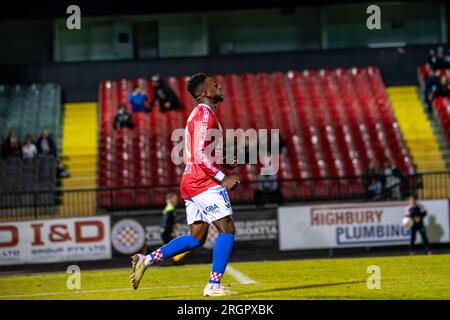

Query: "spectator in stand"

xmin=409 ymin=163 xmax=423 ymax=198
xmin=254 ymin=154 xmax=283 ymax=207
xmin=36 ymin=130 xmax=57 ymax=157
xmin=22 ymin=134 xmax=37 ymax=159
xmin=381 ymin=159 xmax=403 ymax=200
xmin=129 ymin=84 xmax=150 ymax=113
xmin=427 ymin=48 xmax=436 ymax=67
xmin=1 ymin=132 xmax=22 ymax=159
xmin=405 ymin=195 xmax=432 ymax=256
xmin=254 ymin=173 xmax=283 ymax=207
xmin=113 ymin=104 xmax=134 ymax=130
xmin=150 ymin=74 xmax=182 ymax=112
xmin=445 ymin=48 xmax=450 ymax=69
xmin=431 ymin=75 xmax=450 ymax=102
xmin=424 ymin=67 xmax=439 ymax=112
xmin=431 ymin=46 xmax=447 ymax=70
xmin=363 ymin=160 xmax=383 ymax=200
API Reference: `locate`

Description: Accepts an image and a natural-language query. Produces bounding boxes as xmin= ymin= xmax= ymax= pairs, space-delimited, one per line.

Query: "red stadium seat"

xmin=98 ymin=67 xmax=413 ymax=207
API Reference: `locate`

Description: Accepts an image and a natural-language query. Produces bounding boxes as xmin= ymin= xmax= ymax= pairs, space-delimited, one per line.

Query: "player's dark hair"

xmin=166 ymin=192 xmax=177 ymax=200
xmin=187 ymin=73 xmax=208 ymax=98
xmin=132 ymin=84 xmax=139 ymax=90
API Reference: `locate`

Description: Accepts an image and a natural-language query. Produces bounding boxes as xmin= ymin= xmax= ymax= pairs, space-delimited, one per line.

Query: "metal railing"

xmin=0 ymin=171 xmax=449 ymax=221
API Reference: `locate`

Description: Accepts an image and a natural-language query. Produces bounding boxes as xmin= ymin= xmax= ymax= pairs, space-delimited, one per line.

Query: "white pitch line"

xmin=0 ymin=282 xmax=245 ymax=299
xmin=226 ymin=265 xmax=257 ymax=284
xmin=0 ymin=265 xmax=256 ymax=299
xmin=0 ymin=284 xmax=204 ymax=299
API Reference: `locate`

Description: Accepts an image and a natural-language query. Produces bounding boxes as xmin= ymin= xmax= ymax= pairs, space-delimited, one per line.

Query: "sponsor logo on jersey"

xmin=203 ymin=204 xmax=219 ymax=214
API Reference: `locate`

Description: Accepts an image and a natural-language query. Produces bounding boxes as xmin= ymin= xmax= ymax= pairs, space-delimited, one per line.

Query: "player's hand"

xmin=221 ymin=156 xmax=238 ymax=170
xmin=414 ymin=217 xmax=421 ymax=223
xmin=222 ymin=175 xmax=240 ymax=191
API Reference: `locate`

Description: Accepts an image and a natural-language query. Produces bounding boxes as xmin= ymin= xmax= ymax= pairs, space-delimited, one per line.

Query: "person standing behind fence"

xmin=159 ymin=193 xmax=189 ymax=265
xmin=405 ymin=195 xmax=432 ymax=256
xmin=381 ymin=159 xmax=402 ymax=200
xmin=1 ymin=132 xmax=22 ymax=159
xmin=36 ymin=130 xmax=57 ymax=157
xmin=22 ymin=134 xmax=37 ymax=160
xmin=363 ymin=160 xmax=383 ymax=200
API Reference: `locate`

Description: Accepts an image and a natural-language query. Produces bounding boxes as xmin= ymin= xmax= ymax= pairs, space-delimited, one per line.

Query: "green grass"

xmin=1 ymin=254 xmax=449 ymax=300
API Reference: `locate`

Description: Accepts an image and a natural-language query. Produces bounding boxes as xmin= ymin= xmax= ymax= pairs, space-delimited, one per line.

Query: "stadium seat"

xmin=98 ymin=67 xmax=413 ymax=207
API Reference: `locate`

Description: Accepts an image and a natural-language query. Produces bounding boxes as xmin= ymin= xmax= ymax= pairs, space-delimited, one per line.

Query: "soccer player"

xmin=130 ymin=73 xmax=240 ymax=297
xmin=405 ymin=195 xmax=432 ymax=256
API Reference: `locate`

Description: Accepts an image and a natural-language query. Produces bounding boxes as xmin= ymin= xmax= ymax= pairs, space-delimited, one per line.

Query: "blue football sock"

xmin=158 ymin=235 xmax=200 ymax=260
xmin=209 ymin=233 xmax=235 ymax=284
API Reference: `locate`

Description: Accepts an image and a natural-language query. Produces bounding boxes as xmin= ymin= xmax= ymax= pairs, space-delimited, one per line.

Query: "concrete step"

xmin=67 ymin=168 xmax=97 ymax=177
xmin=61 ymin=176 xmax=97 ymax=188
xmin=64 ymin=162 xmax=97 ymax=171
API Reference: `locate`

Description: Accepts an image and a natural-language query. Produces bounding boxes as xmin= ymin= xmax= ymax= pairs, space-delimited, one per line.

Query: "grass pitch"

xmin=0 ymin=253 xmax=449 ymax=300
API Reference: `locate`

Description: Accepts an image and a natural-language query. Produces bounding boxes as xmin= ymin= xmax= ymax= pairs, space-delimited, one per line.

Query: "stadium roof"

xmin=0 ymin=0 xmax=426 ymax=20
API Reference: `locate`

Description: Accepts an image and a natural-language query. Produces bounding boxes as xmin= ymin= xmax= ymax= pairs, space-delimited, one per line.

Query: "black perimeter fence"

xmin=0 ymin=171 xmax=449 ymax=221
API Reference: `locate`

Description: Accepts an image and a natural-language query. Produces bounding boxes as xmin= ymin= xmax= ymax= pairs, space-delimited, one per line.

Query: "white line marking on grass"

xmin=226 ymin=265 xmax=257 ymax=284
xmin=0 ymin=265 xmax=256 ymax=299
xmin=0 ymin=285 xmax=200 ymax=299
xmin=0 ymin=283 xmax=243 ymax=299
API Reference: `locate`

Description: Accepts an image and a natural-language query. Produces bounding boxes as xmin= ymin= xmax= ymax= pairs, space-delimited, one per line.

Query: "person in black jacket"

xmin=1 ymin=132 xmax=22 ymax=159
xmin=363 ymin=160 xmax=383 ymax=200
xmin=113 ymin=104 xmax=134 ymax=130
xmin=404 ymin=195 xmax=432 ymax=255
xmin=150 ymin=75 xmax=182 ymax=112
xmin=424 ymin=67 xmax=439 ymax=112
xmin=431 ymin=76 xmax=450 ymax=101
xmin=381 ymin=159 xmax=403 ymax=200
xmin=430 ymin=46 xmax=447 ymax=70
xmin=36 ymin=130 xmax=57 ymax=157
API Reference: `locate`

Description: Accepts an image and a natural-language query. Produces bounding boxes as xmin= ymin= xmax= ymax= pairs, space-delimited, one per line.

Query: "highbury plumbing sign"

xmin=278 ymin=200 xmax=449 ymax=250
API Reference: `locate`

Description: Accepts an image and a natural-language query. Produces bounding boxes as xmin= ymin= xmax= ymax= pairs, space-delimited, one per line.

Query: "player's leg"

xmin=143 ymin=201 xmax=207 ymax=266
xmin=130 ymin=200 xmax=207 ymax=289
xmin=418 ymin=225 xmax=432 ymax=254
xmin=161 ymin=230 xmax=191 ymax=265
xmin=197 ymin=185 xmax=237 ymax=296
xmin=172 ymin=221 xmax=209 ymax=264
xmin=409 ymin=225 xmax=417 ymax=255
xmin=209 ymin=215 xmax=235 ymax=284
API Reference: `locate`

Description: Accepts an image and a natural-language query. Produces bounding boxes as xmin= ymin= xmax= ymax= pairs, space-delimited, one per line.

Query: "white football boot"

xmin=203 ymin=283 xmax=238 ymax=297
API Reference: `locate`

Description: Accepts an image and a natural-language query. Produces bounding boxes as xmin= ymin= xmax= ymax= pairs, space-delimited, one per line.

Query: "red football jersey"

xmin=180 ymin=103 xmax=225 ymax=198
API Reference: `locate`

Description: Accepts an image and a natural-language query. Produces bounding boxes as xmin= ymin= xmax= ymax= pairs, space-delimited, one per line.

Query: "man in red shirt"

xmin=130 ymin=73 xmax=240 ymax=297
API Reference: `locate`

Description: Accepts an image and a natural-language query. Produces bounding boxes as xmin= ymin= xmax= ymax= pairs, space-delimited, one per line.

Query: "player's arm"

xmin=419 ymin=204 xmax=427 ymax=218
xmin=220 ymin=135 xmax=238 ymax=170
xmin=194 ymin=107 xmax=240 ymax=190
xmin=221 ymin=155 xmax=238 ymax=171
xmin=404 ymin=207 xmax=412 ymax=217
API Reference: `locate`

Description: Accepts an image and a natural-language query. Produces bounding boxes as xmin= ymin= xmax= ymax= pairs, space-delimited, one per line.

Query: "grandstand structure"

xmin=0 ymin=66 xmax=449 ymax=220
xmin=0 ymin=84 xmax=60 ymax=218
xmin=433 ymin=97 xmax=450 ymax=145
xmin=0 ymin=2 xmax=449 ymax=221
xmin=95 ymin=67 xmax=450 ymax=210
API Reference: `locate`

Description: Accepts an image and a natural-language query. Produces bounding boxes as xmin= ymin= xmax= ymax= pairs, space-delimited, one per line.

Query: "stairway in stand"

xmin=59 ymin=102 xmax=97 ymax=216
xmin=387 ymin=86 xmax=448 ymax=198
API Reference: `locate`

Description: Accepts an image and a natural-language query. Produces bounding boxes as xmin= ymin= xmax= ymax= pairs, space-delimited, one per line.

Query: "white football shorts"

xmin=185 ymin=185 xmax=233 ymax=225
